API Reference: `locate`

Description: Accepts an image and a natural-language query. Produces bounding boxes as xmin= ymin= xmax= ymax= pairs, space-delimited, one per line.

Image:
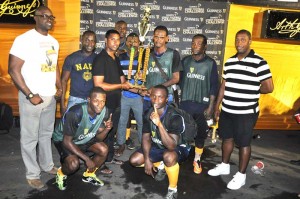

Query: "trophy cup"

xmin=127 ymin=6 xmax=151 ymax=89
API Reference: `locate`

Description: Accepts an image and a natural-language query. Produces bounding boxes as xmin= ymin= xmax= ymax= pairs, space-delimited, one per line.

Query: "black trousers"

xmin=104 ymin=107 xmax=121 ymax=162
xmin=180 ymin=101 xmax=208 ymax=148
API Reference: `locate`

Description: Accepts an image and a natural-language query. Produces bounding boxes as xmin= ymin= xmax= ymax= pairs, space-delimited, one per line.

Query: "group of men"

xmin=8 ymin=5 xmax=274 ymax=199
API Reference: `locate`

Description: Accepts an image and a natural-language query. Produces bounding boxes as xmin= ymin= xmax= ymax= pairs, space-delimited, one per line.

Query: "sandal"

xmin=99 ymin=164 xmax=113 ymax=174
xmin=114 ymin=145 xmax=125 ymax=157
xmin=106 ymin=158 xmax=124 ymax=165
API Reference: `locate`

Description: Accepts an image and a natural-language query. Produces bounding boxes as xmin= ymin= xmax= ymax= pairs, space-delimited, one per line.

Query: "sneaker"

xmin=193 ymin=160 xmax=202 ymax=174
xmin=208 ymin=162 xmax=230 ymax=176
xmin=227 ymin=172 xmax=246 ymax=190
xmin=113 ymin=141 xmax=119 ymax=149
xmin=82 ymin=172 xmax=104 ymax=186
xmin=55 ymin=173 xmax=67 ymax=191
xmin=155 ymin=168 xmax=166 ymax=181
xmin=126 ymin=138 xmax=135 ymax=150
xmin=27 ymin=179 xmax=44 ymax=189
xmin=165 ymin=189 xmax=178 ymax=199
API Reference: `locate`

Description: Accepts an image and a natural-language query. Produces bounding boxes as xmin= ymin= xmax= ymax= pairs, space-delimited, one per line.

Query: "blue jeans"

xmin=117 ymin=95 xmax=143 ymax=145
xmin=67 ymin=96 xmax=87 ymax=110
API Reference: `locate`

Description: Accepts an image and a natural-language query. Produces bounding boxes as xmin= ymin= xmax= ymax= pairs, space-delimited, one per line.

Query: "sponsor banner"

xmin=80 ymin=0 xmax=229 ymax=76
xmin=0 ymin=0 xmax=44 ymax=24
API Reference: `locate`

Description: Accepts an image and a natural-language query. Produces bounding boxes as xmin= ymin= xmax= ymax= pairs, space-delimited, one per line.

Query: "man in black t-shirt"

xmin=92 ymin=29 xmax=132 ymax=174
xmin=129 ymin=85 xmax=190 ymax=199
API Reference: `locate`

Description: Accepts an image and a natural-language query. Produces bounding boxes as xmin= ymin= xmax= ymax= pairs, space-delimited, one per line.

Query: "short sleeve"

xmin=63 ymin=107 xmax=82 ymax=137
xmin=142 ymin=110 xmax=151 ymax=134
xmin=257 ymin=60 xmax=272 ymax=82
xmin=10 ymin=35 xmax=28 ymax=60
xmin=92 ymin=53 xmax=105 ymax=76
xmin=62 ymin=55 xmax=73 ymax=71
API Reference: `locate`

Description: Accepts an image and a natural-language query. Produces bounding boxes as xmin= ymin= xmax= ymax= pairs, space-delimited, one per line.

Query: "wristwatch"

xmin=26 ymin=93 xmax=34 ymax=100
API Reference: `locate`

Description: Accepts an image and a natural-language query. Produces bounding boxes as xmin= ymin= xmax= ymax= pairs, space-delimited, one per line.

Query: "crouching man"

xmin=129 ymin=85 xmax=191 ymax=199
xmin=52 ymin=87 xmax=112 ymax=190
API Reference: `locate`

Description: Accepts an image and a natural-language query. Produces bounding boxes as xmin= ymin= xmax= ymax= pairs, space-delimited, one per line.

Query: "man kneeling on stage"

xmin=52 ymin=87 xmax=112 ymax=190
xmin=129 ymin=85 xmax=191 ymax=199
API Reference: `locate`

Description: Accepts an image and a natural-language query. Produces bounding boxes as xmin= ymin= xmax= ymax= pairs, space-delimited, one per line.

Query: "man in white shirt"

xmin=8 ymin=5 xmax=62 ymax=189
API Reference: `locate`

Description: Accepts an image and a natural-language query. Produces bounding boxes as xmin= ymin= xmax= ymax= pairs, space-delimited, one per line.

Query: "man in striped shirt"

xmin=208 ymin=29 xmax=274 ymax=190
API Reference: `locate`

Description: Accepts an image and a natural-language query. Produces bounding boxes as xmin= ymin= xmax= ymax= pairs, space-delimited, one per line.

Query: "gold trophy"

xmin=127 ymin=6 xmax=151 ymax=89
xmin=138 ymin=6 xmax=151 ymax=43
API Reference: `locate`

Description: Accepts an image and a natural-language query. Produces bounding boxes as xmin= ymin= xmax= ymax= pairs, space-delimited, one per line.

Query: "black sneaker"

xmin=155 ymin=168 xmax=166 ymax=181
xmin=165 ymin=189 xmax=178 ymax=199
xmin=125 ymin=138 xmax=135 ymax=150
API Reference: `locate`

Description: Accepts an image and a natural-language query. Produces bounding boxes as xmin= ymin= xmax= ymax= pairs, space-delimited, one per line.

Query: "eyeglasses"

xmin=35 ymin=14 xmax=55 ymax=21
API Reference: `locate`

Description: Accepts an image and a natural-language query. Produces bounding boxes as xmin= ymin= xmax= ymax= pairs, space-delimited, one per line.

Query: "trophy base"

xmin=129 ymin=83 xmax=147 ymax=90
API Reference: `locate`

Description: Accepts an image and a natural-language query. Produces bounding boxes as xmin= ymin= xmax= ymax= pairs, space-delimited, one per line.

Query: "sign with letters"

xmin=80 ymin=0 xmax=230 ymax=79
xmin=0 ymin=0 xmax=44 ymax=24
xmin=261 ymin=10 xmax=300 ymax=40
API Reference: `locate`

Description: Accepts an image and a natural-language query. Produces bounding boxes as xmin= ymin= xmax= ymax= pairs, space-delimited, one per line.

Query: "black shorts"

xmin=218 ymin=111 xmax=259 ymax=147
xmin=54 ymin=137 xmax=98 ymax=164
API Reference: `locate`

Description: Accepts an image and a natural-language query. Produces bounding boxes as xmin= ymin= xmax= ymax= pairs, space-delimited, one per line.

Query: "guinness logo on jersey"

xmin=187 ymin=73 xmax=205 ymax=80
xmin=190 ymin=67 xmax=194 ymax=73
xmin=83 ymin=71 xmax=92 ymax=81
xmin=151 ymin=131 xmax=156 ymax=137
xmin=151 ymin=61 xmax=156 ymax=68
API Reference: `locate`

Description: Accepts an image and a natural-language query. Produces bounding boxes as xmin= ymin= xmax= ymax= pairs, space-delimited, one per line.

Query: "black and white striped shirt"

xmin=222 ymin=49 xmax=272 ymax=114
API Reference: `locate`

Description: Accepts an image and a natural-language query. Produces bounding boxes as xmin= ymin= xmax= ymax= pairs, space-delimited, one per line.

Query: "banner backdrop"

xmin=80 ymin=0 xmax=229 ymax=76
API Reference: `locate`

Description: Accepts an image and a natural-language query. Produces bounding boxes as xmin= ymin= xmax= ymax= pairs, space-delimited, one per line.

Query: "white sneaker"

xmin=208 ymin=162 xmax=230 ymax=176
xmin=227 ymin=172 xmax=246 ymax=190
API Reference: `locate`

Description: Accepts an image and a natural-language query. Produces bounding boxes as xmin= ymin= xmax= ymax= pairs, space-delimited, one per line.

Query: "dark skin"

xmin=61 ymin=92 xmax=113 ymax=175
xmin=60 ymin=32 xmax=96 ymax=115
xmin=129 ymin=88 xmax=179 ymax=178
xmin=8 ymin=7 xmax=62 ymax=105
xmin=115 ymin=22 xmax=127 ymax=56
xmin=213 ymin=32 xmax=274 ymax=173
